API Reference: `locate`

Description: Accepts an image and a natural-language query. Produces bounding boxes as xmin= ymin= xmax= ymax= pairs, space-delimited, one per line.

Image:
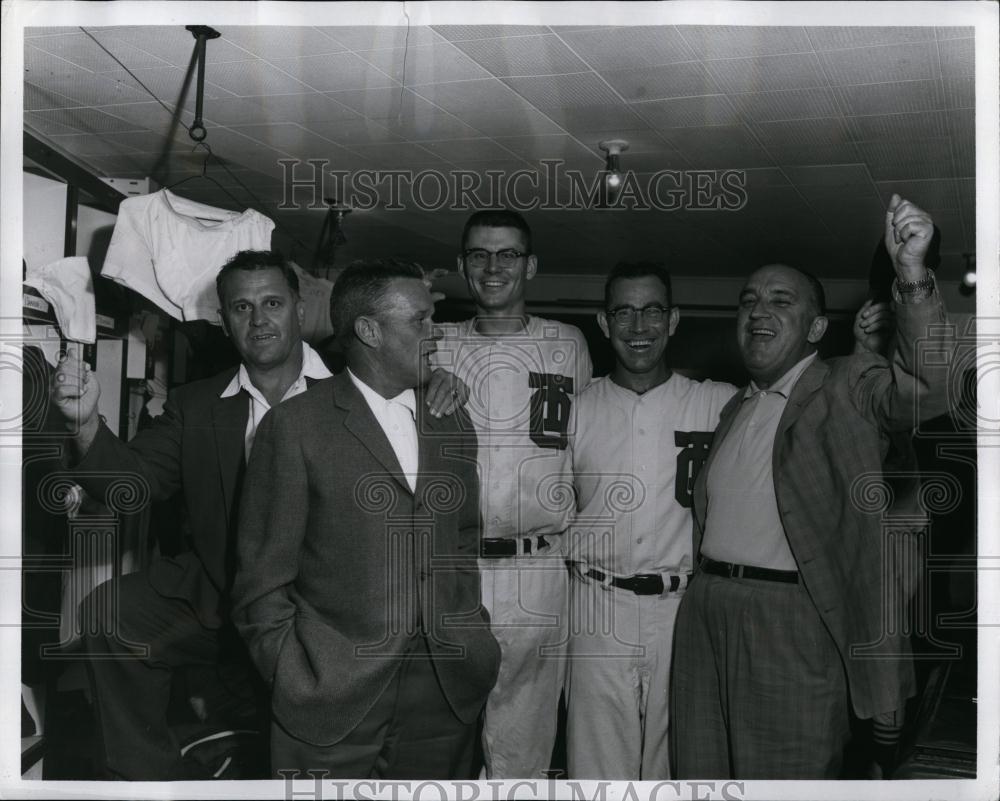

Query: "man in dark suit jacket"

xmin=232 ymin=259 xmax=500 ymax=779
xmin=50 ymin=250 xmax=332 ymax=779
xmin=671 ymin=195 xmax=954 ymax=778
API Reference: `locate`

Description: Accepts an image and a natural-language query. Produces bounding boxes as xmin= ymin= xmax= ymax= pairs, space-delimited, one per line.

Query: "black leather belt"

xmin=583 ymin=568 xmax=682 ymax=595
xmin=700 ymin=557 xmax=799 ymax=584
xmin=481 ymin=535 xmax=550 ymax=558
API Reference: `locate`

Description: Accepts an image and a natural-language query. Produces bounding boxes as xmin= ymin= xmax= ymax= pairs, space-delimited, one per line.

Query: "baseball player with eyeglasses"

xmin=434 ymin=209 xmax=592 ymax=779
xmin=565 ymin=261 xmax=737 ymax=779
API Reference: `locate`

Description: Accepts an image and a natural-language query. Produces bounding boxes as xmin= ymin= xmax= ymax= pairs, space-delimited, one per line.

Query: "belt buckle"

xmin=728 ymin=562 xmax=743 ymax=579
xmin=630 ymin=574 xmax=664 ymax=595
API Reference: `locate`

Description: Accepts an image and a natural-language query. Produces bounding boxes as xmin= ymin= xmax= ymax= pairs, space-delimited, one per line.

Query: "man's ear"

xmin=597 ymin=310 xmax=610 ymax=339
xmin=808 ymin=315 xmax=829 ymax=344
xmin=667 ymin=306 xmax=680 ymax=337
xmin=354 ymin=315 xmax=381 ymax=348
xmin=218 ymin=309 xmax=230 ymax=338
xmin=295 ymin=297 xmax=305 ymax=327
xmin=525 ymin=254 xmax=538 ymax=281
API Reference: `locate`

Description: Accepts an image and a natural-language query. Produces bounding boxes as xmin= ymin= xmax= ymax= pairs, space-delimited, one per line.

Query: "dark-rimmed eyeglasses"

xmin=462 ymin=248 xmax=528 ymax=268
xmin=606 ymin=304 xmax=671 ymax=326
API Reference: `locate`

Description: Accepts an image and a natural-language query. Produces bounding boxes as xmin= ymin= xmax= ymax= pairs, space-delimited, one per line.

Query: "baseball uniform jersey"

xmin=435 ymin=315 xmax=592 ymax=779
xmin=566 ymin=372 xmax=737 ymax=779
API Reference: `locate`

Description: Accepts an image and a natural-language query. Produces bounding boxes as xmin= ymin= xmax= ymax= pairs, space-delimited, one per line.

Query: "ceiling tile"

xmin=453 ymin=34 xmax=589 ymax=77
xmin=25 ymin=27 xmax=78 ymax=37
xmin=782 ymin=163 xmax=873 ymax=188
xmin=306 ymin=117 xmax=400 ymax=146
xmin=942 ymin=77 xmax=975 ymax=110
xmin=444 ymin=106 xmax=564 ymax=137
xmin=820 ymin=42 xmax=938 ymax=86
xmin=268 ymin=52 xmax=397 ymax=93
xmin=105 ymin=26 xmax=257 ymax=66
xmin=491 ymin=134 xmax=598 ymax=163
xmin=24 ymin=112 xmax=81 ymax=136
xmin=382 ymin=111 xmax=483 ymax=142
xmin=874 ymin=179 xmax=960 ymax=209
xmin=806 ymin=26 xmax=935 ymax=52
xmin=26 ymin=106 xmax=145 ymax=134
xmin=225 ymin=123 xmax=352 ymax=159
xmin=677 ymin=25 xmax=814 ymax=58
xmin=359 ymin=42 xmax=491 ymax=86
xmin=48 ymin=133 xmax=145 ymax=158
xmin=555 ymin=105 xmax=651 ymax=134
xmin=203 ymin=59 xmax=310 ymax=97
xmin=601 ymin=62 xmax=720 ymax=102
xmin=504 ymin=72 xmax=621 ymax=109
xmin=557 ymin=26 xmax=696 ymax=70
xmin=851 ymin=110 xmax=950 ymax=142
xmin=200 ymin=96 xmax=284 ymax=126
xmin=634 ymin=95 xmax=741 ymax=128
xmin=24 ymin=69 xmax=148 ymax=106
xmin=936 ymin=27 xmax=975 ymax=40
xmin=220 ymin=26 xmax=347 ymax=57
xmin=30 ymin=31 xmax=172 ymax=72
xmin=319 ymin=26 xmax=444 ymax=51
xmin=109 ymin=129 xmax=197 ymax=153
xmin=730 ymin=87 xmax=841 ymax=123
xmin=859 ymin=138 xmax=957 ymax=180
xmin=99 ymin=66 xmax=233 ymax=108
xmin=837 ymin=80 xmax=946 ymax=116
xmin=419 ymin=138 xmax=522 ymax=162
xmin=777 ymin=143 xmax=867 ymax=166
xmin=347 ymin=142 xmax=446 ymax=169
xmin=706 ymin=52 xmax=827 ymax=94
xmin=662 ymin=125 xmax=775 ymax=169
xmin=325 ymin=86 xmax=420 ymax=118
xmin=242 ymin=92 xmax=365 ymax=124
xmin=431 ymin=26 xmax=551 ymax=42
xmin=24 ymin=80 xmax=81 ymax=110
xmin=95 ymin=101 xmax=181 ymax=130
xmin=755 ymin=118 xmax=856 ymax=149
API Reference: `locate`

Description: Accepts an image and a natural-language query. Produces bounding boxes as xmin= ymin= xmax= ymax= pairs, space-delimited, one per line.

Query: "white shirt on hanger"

xmin=102 ymin=189 xmax=275 ymax=322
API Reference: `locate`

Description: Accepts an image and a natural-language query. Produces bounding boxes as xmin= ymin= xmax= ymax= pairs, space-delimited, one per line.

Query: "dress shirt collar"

xmin=346 ymin=368 xmax=417 ymax=418
xmin=219 ymin=341 xmax=331 ymax=400
xmin=743 ymin=350 xmax=818 ymax=400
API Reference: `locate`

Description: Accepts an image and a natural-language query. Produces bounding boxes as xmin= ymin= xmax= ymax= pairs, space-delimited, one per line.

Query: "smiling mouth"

xmin=251 ymin=333 xmax=277 ymax=341
xmin=625 ymin=338 xmax=655 ymax=351
xmin=481 ymin=280 xmax=506 ymax=289
xmin=748 ymin=327 xmax=776 ymax=338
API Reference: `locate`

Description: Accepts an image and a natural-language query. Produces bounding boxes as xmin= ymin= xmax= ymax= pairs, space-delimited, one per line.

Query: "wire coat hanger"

xmin=166 ymin=143 xmax=247 ymax=220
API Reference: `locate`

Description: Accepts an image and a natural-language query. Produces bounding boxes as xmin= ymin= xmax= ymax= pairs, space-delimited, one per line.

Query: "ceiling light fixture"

xmin=960 ymin=252 xmax=976 ymax=295
xmin=598 ymin=139 xmax=630 ymax=199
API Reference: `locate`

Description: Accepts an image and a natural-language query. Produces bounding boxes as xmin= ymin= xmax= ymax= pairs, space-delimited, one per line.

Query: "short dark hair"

xmin=604 ymin=261 xmax=673 ymax=309
xmin=795 ymin=267 xmax=827 ymax=316
xmin=330 ymin=258 xmax=426 ymax=344
xmin=460 ymin=209 xmax=533 ymax=253
xmin=215 ymin=250 xmax=299 ymax=306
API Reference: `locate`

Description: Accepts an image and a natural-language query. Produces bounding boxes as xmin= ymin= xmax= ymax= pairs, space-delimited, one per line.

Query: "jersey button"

xmin=636 ymin=537 xmax=644 ymax=545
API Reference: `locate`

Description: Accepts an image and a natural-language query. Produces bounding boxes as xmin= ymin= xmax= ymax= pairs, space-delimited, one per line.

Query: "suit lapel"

xmin=212 ymin=386 xmax=250 ymax=526
xmin=772 ymin=358 xmax=829 ymax=468
xmin=333 ymin=372 xmax=413 ymax=496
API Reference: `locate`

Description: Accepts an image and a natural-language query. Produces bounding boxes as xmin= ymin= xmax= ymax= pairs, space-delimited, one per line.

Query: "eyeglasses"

xmin=606 ymin=304 xmax=671 ymax=326
xmin=462 ymin=248 xmax=528 ymax=268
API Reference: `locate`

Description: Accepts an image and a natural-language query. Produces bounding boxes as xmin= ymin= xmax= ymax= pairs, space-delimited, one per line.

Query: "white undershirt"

xmin=347 ymin=369 xmax=419 ymax=493
xmin=219 ymin=342 xmax=331 ymax=460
